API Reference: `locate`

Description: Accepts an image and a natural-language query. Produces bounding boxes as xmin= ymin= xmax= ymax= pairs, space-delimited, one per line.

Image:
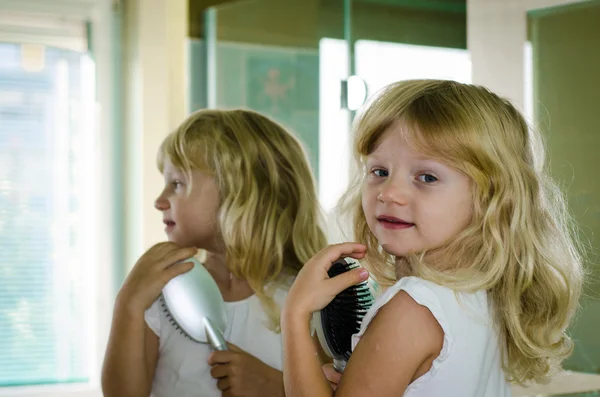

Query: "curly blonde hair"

xmin=340 ymin=79 xmax=584 ymax=384
xmin=158 ymin=109 xmax=327 ymax=331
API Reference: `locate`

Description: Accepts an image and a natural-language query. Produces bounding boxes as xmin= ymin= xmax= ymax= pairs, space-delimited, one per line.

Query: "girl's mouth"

xmin=377 ymin=216 xmax=414 ymax=230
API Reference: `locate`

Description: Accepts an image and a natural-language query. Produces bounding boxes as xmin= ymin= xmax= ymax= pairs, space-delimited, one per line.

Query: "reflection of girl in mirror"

xmin=102 ymin=109 xmax=328 ymax=397
xmin=283 ymin=79 xmax=585 ymax=397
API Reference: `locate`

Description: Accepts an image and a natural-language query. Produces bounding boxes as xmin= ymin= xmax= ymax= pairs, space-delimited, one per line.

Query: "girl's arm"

xmin=283 ymin=311 xmax=332 ymax=396
xmin=282 ymin=242 xmax=367 ymax=397
xmin=100 ymin=242 xmax=197 ymax=397
xmin=335 ymin=291 xmax=443 ymax=396
xmin=282 ymin=243 xmax=443 ymax=397
xmin=283 ymin=291 xmax=443 ymax=397
xmin=101 ymin=299 xmax=159 ymax=397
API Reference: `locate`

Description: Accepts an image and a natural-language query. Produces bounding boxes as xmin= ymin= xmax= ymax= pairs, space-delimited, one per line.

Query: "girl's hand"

xmin=322 ymin=363 xmax=341 ymax=391
xmin=208 ymin=343 xmax=285 ymax=397
xmin=284 ymin=243 xmax=369 ymax=320
xmin=115 ymin=242 xmax=198 ymax=315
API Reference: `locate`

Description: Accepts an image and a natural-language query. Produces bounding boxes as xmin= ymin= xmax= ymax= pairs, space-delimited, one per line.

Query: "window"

xmin=354 ymin=40 xmax=472 ymax=95
xmin=0 ymin=42 xmax=97 ymax=388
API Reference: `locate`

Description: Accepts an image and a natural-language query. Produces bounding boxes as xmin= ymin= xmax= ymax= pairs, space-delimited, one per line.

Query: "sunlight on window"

xmin=318 ymin=38 xmax=351 ymax=214
xmin=355 ymin=40 xmax=472 ymax=101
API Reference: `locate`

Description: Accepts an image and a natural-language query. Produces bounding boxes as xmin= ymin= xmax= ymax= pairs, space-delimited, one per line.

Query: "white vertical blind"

xmin=0 ymin=0 xmax=98 ymax=387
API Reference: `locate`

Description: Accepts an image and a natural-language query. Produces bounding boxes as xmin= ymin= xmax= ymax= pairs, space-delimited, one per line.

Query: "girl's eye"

xmin=373 ymin=169 xmax=388 ymax=177
xmin=171 ymin=180 xmax=184 ymax=189
xmin=417 ymin=174 xmax=438 ymax=183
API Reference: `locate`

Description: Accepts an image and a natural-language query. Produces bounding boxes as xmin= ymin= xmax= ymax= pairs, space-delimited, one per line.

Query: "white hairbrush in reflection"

xmin=160 ymin=257 xmax=228 ymax=350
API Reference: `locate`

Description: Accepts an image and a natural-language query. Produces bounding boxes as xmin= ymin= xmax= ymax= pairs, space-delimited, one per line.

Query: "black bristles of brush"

xmin=320 ymin=258 xmax=375 ymax=362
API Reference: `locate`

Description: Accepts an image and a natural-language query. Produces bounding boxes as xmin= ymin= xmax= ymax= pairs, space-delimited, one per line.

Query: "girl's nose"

xmin=378 ymin=179 xmax=410 ymax=205
xmin=154 ymin=194 xmax=170 ymax=211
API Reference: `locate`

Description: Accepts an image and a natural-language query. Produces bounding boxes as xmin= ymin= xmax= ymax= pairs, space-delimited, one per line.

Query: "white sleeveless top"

xmin=351 ymin=276 xmax=512 ymax=396
xmin=144 ymin=284 xmax=289 ymax=397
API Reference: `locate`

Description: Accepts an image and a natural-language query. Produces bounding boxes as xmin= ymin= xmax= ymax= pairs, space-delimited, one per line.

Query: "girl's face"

xmin=361 ymin=123 xmax=473 ymax=257
xmin=154 ymin=158 xmax=222 ymax=251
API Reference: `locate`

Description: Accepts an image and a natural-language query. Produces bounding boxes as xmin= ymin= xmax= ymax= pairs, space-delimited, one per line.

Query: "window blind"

xmin=0 ymin=40 xmax=95 ymax=387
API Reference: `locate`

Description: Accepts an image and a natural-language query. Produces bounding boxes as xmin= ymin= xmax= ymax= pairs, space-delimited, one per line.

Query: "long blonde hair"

xmin=342 ymin=79 xmax=584 ymax=383
xmin=158 ymin=109 xmax=327 ymax=331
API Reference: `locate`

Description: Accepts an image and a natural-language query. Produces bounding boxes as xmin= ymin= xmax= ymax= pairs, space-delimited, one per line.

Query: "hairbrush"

xmin=160 ymin=256 xmax=228 ymax=350
xmin=312 ymin=257 xmax=375 ymax=372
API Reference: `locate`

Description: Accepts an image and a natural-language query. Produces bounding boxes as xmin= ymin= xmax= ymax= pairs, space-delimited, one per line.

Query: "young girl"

xmin=102 ymin=109 xmax=328 ymax=397
xmin=282 ymin=79 xmax=585 ymax=396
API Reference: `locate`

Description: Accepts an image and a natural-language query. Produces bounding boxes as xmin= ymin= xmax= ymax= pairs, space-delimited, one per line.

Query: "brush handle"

xmin=333 ymin=359 xmax=346 ymax=373
xmin=205 ymin=317 xmax=228 ymax=351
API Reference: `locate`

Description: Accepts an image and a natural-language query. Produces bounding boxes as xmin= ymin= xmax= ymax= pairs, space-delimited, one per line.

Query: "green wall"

xmin=529 ymin=0 xmax=600 ymax=376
